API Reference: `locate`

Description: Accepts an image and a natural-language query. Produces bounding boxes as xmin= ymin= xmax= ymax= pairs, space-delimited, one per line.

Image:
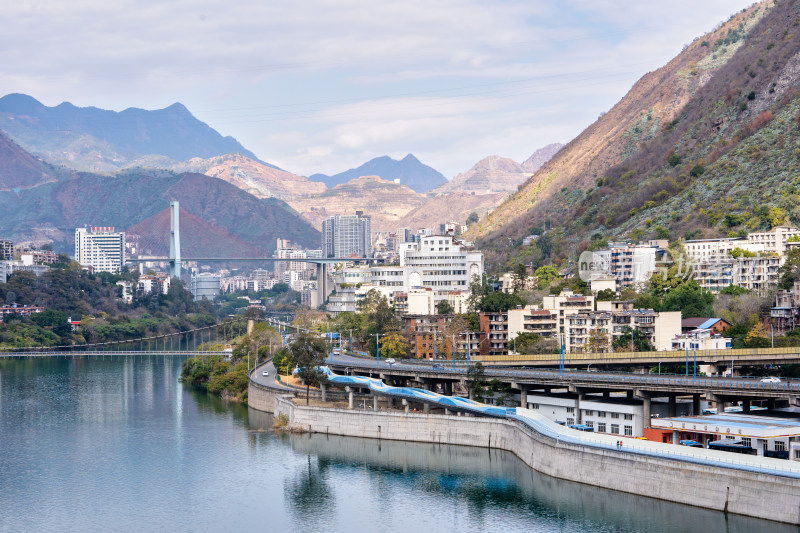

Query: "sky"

xmin=2 ymin=0 xmax=757 ymax=178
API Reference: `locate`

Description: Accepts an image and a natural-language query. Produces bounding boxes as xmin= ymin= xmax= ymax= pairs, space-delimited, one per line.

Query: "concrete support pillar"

xmin=672 ymin=430 xmax=679 ymax=445
xmin=603 ymin=391 xmax=610 ymax=399
xmin=346 ymin=386 xmax=353 ymax=409
xmin=693 ymin=394 xmax=701 ymax=415
xmin=668 ymin=395 xmax=676 ymax=418
xmin=444 ymin=382 xmax=453 ymax=396
xmin=373 ymin=395 xmax=379 ymax=411
xmin=519 ymin=387 xmax=528 ymax=408
xmin=402 ymin=399 xmax=409 ymax=414
xmin=626 ymin=390 xmax=633 ymax=399
xmin=320 ymin=384 xmax=327 ymax=403
xmin=768 ymin=398 xmax=776 ymax=409
xmin=577 ymin=392 xmax=584 ymax=424
xmin=743 ymin=399 xmax=751 ymax=413
xmin=445 ymin=409 xmax=452 ymax=415
xmin=643 ymin=396 xmax=652 ymax=428
xmin=423 ymin=402 xmax=430 ymax=414
xmin=757 ymin=440 xmax=765 ymax=457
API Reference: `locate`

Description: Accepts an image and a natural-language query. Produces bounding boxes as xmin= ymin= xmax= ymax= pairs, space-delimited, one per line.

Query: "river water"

xmin=0 ymin=354 xmax=794 ymax=532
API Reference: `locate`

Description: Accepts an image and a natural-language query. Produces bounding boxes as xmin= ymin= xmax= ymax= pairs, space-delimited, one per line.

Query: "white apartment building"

xmin=541 ymin=290 xmax=594 ymax=338
xmin=75 ymin=226 xmax=125 ymax=273
xmin=683 ymin=237 xmax=762 ymax=262
xmin=592 ymin=242 xmax=661 ymax=289
xmin=566 ymin=311 xmax=612 ymax=353
xmin=328 ymin=235 xmax=484 ymax=313
xmin=611 ymin=309 xmax=681 ymax=351
xmin=191 ymin=272 xmax=220 ymax=301
xmin=747 ymin=226 xmax=800 ymax=255
xmin=507 ymin=306 xmax=558 ymax=342
xmin=671 ymin=328 xmax=732 ymax=351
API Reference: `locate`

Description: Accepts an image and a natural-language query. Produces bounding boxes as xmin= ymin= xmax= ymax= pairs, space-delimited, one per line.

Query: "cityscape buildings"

xmin=75 ymin=226 xmax=125 ymax=273
xmin=322 ymin=212 xmax=372 ymax=258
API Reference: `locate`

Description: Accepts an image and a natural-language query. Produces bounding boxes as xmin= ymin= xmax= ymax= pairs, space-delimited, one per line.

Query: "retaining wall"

xmin=274 ymin=396 xmax=800 ymax=525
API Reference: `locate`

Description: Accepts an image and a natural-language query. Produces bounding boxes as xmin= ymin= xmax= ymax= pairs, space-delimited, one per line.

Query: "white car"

xmin=262 ymin=370 xmax=270 ymax=376
xmin=760 ymin=377 xmax=780 ymax=383
xmin=384 ymin=358 xmax=396 ymax=365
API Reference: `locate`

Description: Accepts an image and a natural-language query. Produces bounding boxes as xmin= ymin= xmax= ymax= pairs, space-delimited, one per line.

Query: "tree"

xmin=613 ymin=326 xmax=654 ymax=352
xmin=779 ymin=247 xmax=800 ymax=289
xmin=661 ymin=280 xmax=714 ymax=318
xmin=534 ymin=265 xmax=559 ymax=289
xmin=466 ymin=212 xmax=479 ymax=225
xmin=595 ymin=288 xmax=617 ymax=301
xmin=289 ymin=331 xmax=329 ymax=405
xmin=466 ymin=275 xmax=489 ymax=313
xmin=466 ymin=362 xmax=487 ymax=401
xmin=480 ymin=292 xmax=525 ymax=313
xmin=512 ymin=263 xmax=528 ymax=293
xmin=378 ymin=332 xmax=408 ymax=360
xmin=435 ymin=300 xmax=454 ymax=315
xmin=587 ymin=329 xmax=610 ymax=353
xmin=513 ymin=332 xmax=558 ymax=354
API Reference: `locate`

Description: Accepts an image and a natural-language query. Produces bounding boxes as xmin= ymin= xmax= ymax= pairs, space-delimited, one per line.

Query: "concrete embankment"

xmin=270 ymin=395 xmax=800 ymax=525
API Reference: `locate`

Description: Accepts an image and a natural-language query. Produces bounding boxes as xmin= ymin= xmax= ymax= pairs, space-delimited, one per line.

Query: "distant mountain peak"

xmin=0 ymin=93 xmax=260 ymax=171
xmin=308 ymin=153 xmax=446 ymax=193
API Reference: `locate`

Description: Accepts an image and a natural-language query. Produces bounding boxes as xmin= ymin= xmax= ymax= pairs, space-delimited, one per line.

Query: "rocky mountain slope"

xmin=0 ymin=135 xmax=319 ymax=254
xmin=433 ymin=155 xmax=532 ymax=195
xmin=397 ymin=192 xmax=506 ymax=230
xmin=173 ymin=153 xmax=325 ymax=201
xmin=473 ymin=1 xmax=781 ymax=268
xmin=0 ymin=93 xmax=259 ymax=172
xmin=0 ymin=130 xmax=66 ymax=191
xmin=521 ymin=143 xmax=564 ymax=173
xmin=308 ymin=154 xmax=446 ymax=192
xmin=287 ymin=175 xmax=427 ymax=231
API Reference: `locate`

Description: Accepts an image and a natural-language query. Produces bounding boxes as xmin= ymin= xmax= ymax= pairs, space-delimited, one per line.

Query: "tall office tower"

xmin=321 ymin=211 xmax=372 ymax=258
xmin=75 ymin=226 xmax=126 ymax=273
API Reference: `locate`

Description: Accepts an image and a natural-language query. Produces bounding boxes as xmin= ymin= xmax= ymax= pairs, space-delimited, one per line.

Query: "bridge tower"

xmin=169 ymin=201 xmax=181 ymax=279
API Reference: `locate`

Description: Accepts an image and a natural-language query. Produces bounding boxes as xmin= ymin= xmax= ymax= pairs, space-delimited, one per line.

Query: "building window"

xmin=624 ymin=426 xmax=633 ymax=436
xmin=598 ymin=411 xmax=606 ymax=418
xmin=566 ymin=407 xmax=575 ymax=413
xmin=597 ymin=423 xmax=607 ymax=433
xmin=586 ymin=421 xmax=594 ymax=428
xmin=584 ymin=410 xmax=594 ymax=417
xmin=610 ymin=424 xmax=620 ymax=434
xmin=624 ymin=414 xmax=633 ymax=420
xmin=611 ymin=413 xmax=620 ymax=419
xmin=567 ymin=418 xmax=574 ymax=425
xmin=776 ymin=441 xmax=787 ymax=452
xmin=530 ymin=403 xmax=539 ymax=409
xmin=741 ymin=437 xmax=751 ymax=447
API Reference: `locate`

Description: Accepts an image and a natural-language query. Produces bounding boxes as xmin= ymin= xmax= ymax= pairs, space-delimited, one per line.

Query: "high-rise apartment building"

xmin=0 ymin=240 xmax=13 ymax=260
xmin=322 ymin=211 xmax=371 ymax=258
xmin=75 ymin=226 xmax=125 ymax=273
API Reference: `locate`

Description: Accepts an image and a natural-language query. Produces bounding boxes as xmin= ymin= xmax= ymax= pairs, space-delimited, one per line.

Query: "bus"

xmin=708 ymin=438 xmax=756 ymax=455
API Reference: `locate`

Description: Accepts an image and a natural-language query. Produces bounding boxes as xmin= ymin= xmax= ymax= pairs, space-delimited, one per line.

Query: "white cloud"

xmin=1 ymin=0 xmax=758 ymax=178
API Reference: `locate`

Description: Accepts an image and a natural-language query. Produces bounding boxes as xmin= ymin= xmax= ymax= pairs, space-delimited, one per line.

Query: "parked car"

xmin=385 ymin=358 xmax=396 ymax=365
xmin=760 ymin=377 xmax=781 ymax=383
xmin=262 ymin=370 xmax=269 ymax=376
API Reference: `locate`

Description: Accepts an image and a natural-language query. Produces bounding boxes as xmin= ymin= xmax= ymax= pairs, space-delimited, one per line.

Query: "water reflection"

xmin=280 ymin=433 xmax=798 ymax=533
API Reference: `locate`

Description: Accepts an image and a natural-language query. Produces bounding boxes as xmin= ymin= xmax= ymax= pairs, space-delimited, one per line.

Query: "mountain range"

xmin=0 ymin=130 xmax=318 ymax=255
xmin=0 ymin=93 xmax=259 ymax=172
xmin=308 ymin=154 xmax=447 ymax=193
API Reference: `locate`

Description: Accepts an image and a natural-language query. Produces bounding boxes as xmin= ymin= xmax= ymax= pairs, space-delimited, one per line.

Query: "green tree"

xmin=661 ymin=280 xmax=714 ymax=318
xmin=534 ymin=265 xmax=559 ymax=289
xmin=466 ymin=362 xmax=487 ymax=401
xmin=378 ymin=332 xmax=408 ymax=360
xmin=512 ymin=262 xmax=528 ymax=293
xmin=779 ymin=247 xmax=800 ymax=289
xmin=613 ymin=326 xmax=654 ymax=352
xmin=595 ymin=288 xmax=617 ymax=301
xmin=289 ymin=331 xmax=329 ymax=405
xmin=466 ymin=212 xmax=479 ymax=225
xmin=435 ymin=300 xmax=454 ymax=315
xmin=480 ymin=292 xmax=525 ymax=313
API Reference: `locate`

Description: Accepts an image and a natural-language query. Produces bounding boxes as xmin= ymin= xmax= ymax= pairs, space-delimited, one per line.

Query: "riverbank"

xmin=266 ymin=394 xmax=800 ymax=525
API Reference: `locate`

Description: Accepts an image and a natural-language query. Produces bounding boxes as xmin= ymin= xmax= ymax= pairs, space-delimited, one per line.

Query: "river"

xmin=0 ymin=354 xmax=793 ymax=532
